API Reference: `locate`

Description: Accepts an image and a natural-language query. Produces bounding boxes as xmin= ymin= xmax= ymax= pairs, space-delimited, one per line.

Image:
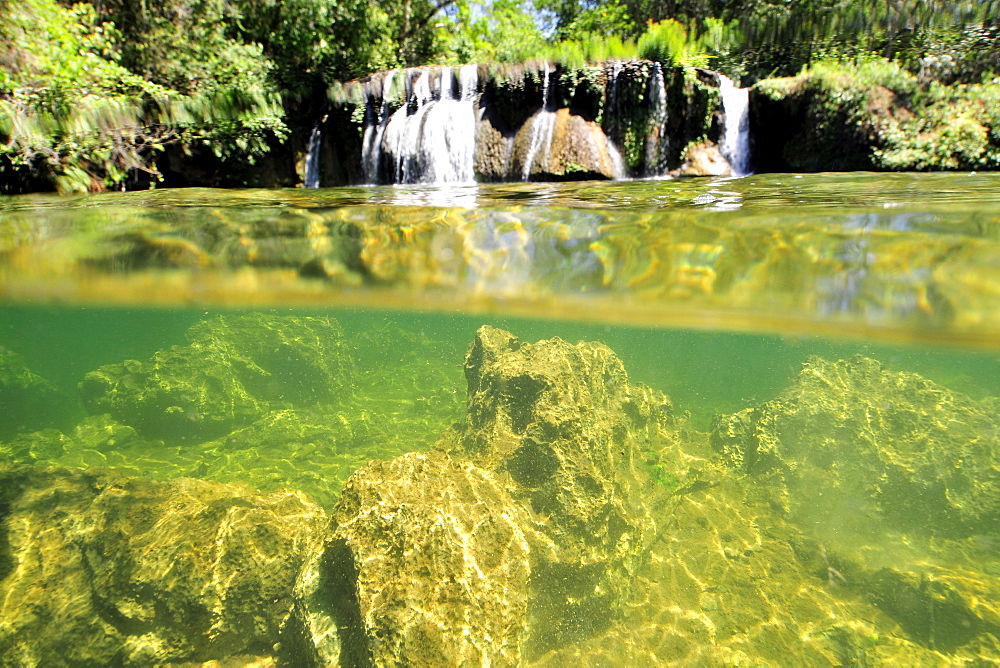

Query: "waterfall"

xmin=361 ymin=70 xmax=396 ymax=184
xmin=522 ymin=63 xmax=557 ymax=181
xmin=369 ymin=64 xmax=479 ymax=185
xmin=644 ymin=62 xmax=669 ymax=177
xmin=719 ymin=75 xmax=751 ymax=176
xmin=304 ymin=121 xmax=322 ymax=188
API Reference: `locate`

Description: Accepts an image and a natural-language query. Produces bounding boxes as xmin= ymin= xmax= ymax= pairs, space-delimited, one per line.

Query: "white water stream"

xmin=719 ymin=75 xmax=752 ymax=176
xmin=644 ymin=62 xmax=669 ymax=177
xmin=361 ymin=70 xmax=396 ymax=184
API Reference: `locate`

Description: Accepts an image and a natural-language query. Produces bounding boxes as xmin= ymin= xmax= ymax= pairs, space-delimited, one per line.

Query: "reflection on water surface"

xmin=0 ymin=173 xmax=999 ymax=664
xmin=3 ymin=172 xmax=1000 ymax=346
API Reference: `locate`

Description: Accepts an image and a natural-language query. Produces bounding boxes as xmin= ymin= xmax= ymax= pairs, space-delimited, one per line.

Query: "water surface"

xmin=1 ymin=173 xmax=998 ymax=664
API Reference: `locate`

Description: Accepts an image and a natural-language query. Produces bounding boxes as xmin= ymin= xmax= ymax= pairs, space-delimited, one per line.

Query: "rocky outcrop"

xmin=79 ymin=313 xmax=352 ymax=441
xmin=675 ymin=140 xmax=731 ymax=177
xmin=290 ymin=325 xmax=683 ymax=662
xmin=0 ymin=464 xmax=326 ymax=665
xmin=457 ymin=325 xmax=677 ymax=653
xmin=749 ymin=61 xmax=1000 ymax=173
xmin=708 ymin=355 xmax=1000 ymax=660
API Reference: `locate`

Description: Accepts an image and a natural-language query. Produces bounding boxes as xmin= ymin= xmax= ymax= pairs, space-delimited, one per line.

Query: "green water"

xmin=1 ymin=173 xmax=999 ymax=664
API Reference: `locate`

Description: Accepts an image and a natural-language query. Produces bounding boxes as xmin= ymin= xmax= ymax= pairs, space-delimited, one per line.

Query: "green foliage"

xmin=639 ymin=19 xmax=706 ymax=67
xmin=540 ymin=33 xmax=637 ymax=69
xmin=768 ymin=54 xmax=1000 ymax=171
xmin=635 ymin=18 xmax=741 ymax=70
xmin=530 ymin=0 xmax=1000 ymax=83
xmin=442 ymin=0 xmax=548 ymax=64
xmin=564 ymin=0 xmax=637 ymax=38
xmin=0 ymin=0 xmax=287 ymax=193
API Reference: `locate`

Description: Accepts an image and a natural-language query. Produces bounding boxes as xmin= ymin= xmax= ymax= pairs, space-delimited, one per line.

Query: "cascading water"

xmin=369 ymin=64 xmax=479 ymax=185
xmin=719 ymin=75 xmax=752 ymax=176
xmin=304 ymin=121 xmax=322 ymax=188
xmin=643 ymin=62 xmax=669 ymax=177
xmin=522 ymin=63 xmax=557 ymax=181
xmin=361 ymin=70 xmax=396 ymax=184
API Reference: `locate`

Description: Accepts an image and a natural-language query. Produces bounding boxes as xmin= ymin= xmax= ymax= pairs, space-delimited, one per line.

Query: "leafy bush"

xmin=0 ymin=0 xmax=287 ymax=193
xmin=762 ymin=54 xmax=1000 ymax=171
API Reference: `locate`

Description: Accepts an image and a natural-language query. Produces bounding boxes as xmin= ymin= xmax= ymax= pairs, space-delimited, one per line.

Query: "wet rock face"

xmin=0 ymin=464 xmax=326 ymax=665
xmin=710 ymin=355 xmax=1000 ymax=537
xmin=295 ymin=450 xmax=540 ymax=666
xmin=460 ymin=325 xmax=673 ymax=651
xmin=79 ymin=313 xmax=352 ymax=440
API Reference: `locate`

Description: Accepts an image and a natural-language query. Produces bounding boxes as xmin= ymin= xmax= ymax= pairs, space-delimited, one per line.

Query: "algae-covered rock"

xmin=79 ymin=313 xmax=352 ymax=441
xmin=291 ymin=325 xmax=683 ymax=663
xmin=0 ymin=347 xmax=74 ymax=439
xmin=0 ymin=464 xmax=326 ymax=665
xmin=711 ymin=354 xmax=1000 ymax=538
xmin=292 ymin=450 xmax=543 ymax=666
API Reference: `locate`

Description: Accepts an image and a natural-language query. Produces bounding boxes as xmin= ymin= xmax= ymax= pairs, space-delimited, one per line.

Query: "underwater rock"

xmin=0 ymin=347 xmax=74 ymax=439
xmin=0 ymin=413 xmax=151 ymax=466
xmin=710 ymin=355 xmax=1000 ymax=538
xmin=0 ymin=464 xmax=326 ymax=665
xmin=857 ymin=562 xmax=1000 ymax=655
xmin=458 ymin=325 xmax=677 ymax=654
xmin=79 ymin=313 xmax=352 ymax=441
xmin=292 ymin=450 xmax=542 ymax=666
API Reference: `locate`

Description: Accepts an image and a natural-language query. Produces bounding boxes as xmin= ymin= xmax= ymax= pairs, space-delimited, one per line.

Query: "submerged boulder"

xmin=0 ymin=464 xmax=326 ymax=665
xmin=79 ymin=313 xmax=352 ymax=441
xmin=710 ymin=354 xmax=1000 ymax=538
xmin=291 ymin=325 xmax=682 ymax=662
xmin=0 ymin=347 xmax=74 ymax=439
